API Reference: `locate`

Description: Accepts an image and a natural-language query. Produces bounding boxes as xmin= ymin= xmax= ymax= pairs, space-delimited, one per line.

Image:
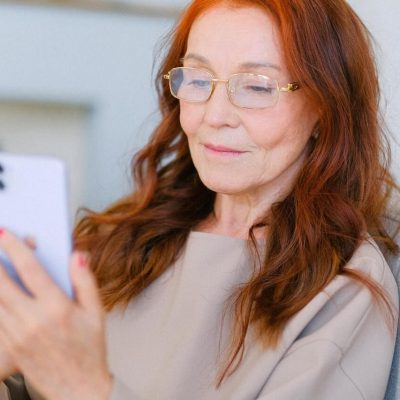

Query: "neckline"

xmin=190 ymin=230 xmax=249 ymax=243
xmin=190 ymin=230 xmax=266 ymax=245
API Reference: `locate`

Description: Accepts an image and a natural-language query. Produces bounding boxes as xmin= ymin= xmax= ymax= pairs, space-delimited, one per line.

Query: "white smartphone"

xmin=0 ymin=152 xmax=73 ymax=298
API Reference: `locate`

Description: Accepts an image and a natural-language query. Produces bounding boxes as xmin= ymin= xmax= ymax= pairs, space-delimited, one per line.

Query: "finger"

xmin=0 ymin=305 xmax=19 ymax=343
xmin=0 ymin=346 xmax=18 ymax=378
xmin=0 ymin=229 xmax=65 ymax=301
xmin=70 ymin=252 xmax=103 ymax=314
xmin=0 ymin=308 xmax=24 ymax=375
xmin=0 ymin=261 xmax=31 ymax=314
xmin=0 ymin=262 xmax=36 ymax=361
xmin=0 ymin=262 xmax=35 ymax=344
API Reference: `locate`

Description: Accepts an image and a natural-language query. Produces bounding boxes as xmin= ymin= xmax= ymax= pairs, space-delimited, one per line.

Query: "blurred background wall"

xmin=0 ymin=0 xmax=398 ymax=221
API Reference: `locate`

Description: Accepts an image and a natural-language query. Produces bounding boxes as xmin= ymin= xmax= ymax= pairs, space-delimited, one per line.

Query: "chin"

xmin=198 ymin=174 xmax=250 ymax=195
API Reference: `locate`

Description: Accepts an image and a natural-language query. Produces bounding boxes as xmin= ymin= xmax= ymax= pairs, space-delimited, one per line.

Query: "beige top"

xmin=22 ymin=232 xmax=399 ymax=399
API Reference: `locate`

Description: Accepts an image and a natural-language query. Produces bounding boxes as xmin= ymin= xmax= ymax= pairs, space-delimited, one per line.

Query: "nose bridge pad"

xmin=209 ymin=79 xmax=233 ymax=105
xmin=227 ymin=82 xmax=235 ymax=104
xmin=209 ymin=81 xmax=217 ymax=99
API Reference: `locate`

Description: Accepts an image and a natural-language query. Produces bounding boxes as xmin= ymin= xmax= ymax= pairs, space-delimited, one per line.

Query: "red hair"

xmin=74 ymin=0 xmax=399 ymax=387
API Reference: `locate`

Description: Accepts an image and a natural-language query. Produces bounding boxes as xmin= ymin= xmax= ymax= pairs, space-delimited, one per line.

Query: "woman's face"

xmin=179 ymin=5 xmax=318 ymax=198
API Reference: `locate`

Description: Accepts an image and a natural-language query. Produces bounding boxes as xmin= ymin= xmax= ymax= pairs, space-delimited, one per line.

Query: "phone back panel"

xmin=0 ymin=153 xmax=73 ymax=297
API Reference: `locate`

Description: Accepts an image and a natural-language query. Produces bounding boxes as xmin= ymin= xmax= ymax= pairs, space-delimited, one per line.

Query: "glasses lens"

xmin=169 ymin=67 xmax=212 ymax=102
xmin=229 ymin=74 xmax=279 ymax=108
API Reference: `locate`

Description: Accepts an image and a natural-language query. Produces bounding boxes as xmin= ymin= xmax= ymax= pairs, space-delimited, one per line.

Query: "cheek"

xmin=246 ymin=105 xmax=316 ymax=152
xmin=245 ymin=114 xmax=291 ymax=150
xmin=242 ymin=114 xmax=315 ymax=184
xmin=179 ymin=102 xmax=202 ymax=137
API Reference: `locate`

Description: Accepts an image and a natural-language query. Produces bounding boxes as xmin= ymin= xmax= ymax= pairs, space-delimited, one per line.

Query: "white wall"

xmin=0 ymin=3 xmax=174 ymax=212
xmin=348 ymin=0 xmax=400 ymax=180
xmin=0 ymin=1 xmax=398 ymax=215
xmin=0 ymin=102 xmax=88 ymax=217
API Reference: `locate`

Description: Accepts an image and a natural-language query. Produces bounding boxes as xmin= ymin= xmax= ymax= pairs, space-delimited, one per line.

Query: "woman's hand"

xmin=0 ymin=347 xmax=17 ymax=382
xmin=0 ymin=237 xmax=36 ymax=382
xmin=0 ymin=228 xmax=113 ymax=400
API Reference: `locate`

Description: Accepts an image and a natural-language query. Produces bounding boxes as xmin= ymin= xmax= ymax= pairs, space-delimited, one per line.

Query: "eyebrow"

xmin=181 ymin=53 xmax=281 ymax=72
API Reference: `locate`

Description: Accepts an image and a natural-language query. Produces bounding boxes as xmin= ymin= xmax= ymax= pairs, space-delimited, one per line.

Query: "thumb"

xmin=70 ymin=251 xmax=103 ymax=314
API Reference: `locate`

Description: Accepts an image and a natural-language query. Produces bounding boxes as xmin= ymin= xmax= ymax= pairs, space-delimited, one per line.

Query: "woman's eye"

xmin=246 ymin=85 xmax=273 ymax=93
xmin=189 ymin=79 xmax=211 ymax=88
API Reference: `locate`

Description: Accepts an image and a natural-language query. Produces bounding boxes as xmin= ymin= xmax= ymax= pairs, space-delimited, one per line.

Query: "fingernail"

xmin=0 ymin=228 xmax=4 ymax=236
xmin=79 ymin=253 xmax=88 ymax=268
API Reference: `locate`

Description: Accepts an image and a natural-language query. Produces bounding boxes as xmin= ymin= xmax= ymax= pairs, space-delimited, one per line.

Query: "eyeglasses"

xmin=163 ymin=67 xmax=300 ymax=109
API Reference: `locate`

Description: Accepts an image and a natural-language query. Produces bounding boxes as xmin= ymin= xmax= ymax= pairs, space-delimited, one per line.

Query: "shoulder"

xmin=321 ymin=238 xmax=398 ymax=312
xmin=289 ymin=238 xmax=398 ymax=344
xmin=263 ymin=238 xmax=399 ymax=399
xmin=285 ymin=237 xmax=399 ymax=356
xmin=345 ymin=237 xmax=395 ymax=283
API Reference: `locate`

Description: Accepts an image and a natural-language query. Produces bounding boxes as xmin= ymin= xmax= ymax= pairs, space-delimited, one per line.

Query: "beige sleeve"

xmin=257 ymin=340 xmax=366 ymax=400
xmin=109 ymin=376 xmax=143 ymax=400
xmin=25 ymin=375 xmax=143 ymax=400
xmin=257 ymin=265 xmax=398 ymax=400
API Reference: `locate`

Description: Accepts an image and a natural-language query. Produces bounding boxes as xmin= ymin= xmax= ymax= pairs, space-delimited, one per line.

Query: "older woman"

xmin=0 ymin=1 xmax=399 ymax=399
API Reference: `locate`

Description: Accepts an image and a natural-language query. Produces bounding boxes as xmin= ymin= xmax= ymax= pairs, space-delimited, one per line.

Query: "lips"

xmin=203 ymin=143 xmax=246 ymax=154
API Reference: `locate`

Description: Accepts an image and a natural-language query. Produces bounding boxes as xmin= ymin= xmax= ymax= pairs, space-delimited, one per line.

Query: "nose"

xmin=202 ymin=82 xmax=240 ymax=129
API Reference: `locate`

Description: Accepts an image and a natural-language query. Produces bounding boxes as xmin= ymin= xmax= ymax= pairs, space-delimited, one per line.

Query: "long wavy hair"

xmin=74 ymin=0 xmax=399 ymax=387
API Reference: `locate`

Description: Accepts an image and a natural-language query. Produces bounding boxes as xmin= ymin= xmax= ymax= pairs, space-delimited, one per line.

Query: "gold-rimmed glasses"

xmin=163 ymin=67 xmax=300 ymax=109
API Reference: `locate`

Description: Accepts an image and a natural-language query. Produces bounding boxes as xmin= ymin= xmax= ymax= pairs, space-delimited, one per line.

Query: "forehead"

xmin=186 ymin=5 xmax=284 ymax=74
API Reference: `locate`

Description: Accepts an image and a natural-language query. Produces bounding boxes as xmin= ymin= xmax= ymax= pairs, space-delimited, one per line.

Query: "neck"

xmin=197 ymin=191 xmax=273 ymax=240
xmin=196 ymin=148 xmax=308 ymax=239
